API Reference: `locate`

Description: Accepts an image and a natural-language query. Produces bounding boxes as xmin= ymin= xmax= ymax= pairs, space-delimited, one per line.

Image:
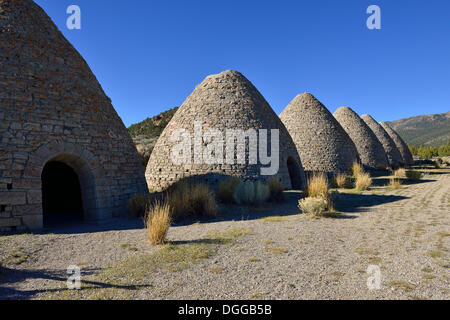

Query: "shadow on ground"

xmin=0 ymin=265 xmax=150 ymax=300
xmin=334 ymin=193 xmax=409 ymax=213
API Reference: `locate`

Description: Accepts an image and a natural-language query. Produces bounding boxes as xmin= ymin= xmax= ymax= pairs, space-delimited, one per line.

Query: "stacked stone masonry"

xmin=0 ymin=0 xmax=148 ymax=231
xmin=280 ymin=93 xmax=360 ymax=175
xmin=380 ymin=122 xmax=414 ymax=165
xmin=146 ymin=70 xmax=306 ymax=192
xmin=361 ymin=115 xmax=403 ymax=167
xmin=333 ymin=107 xmax=389 ymax=170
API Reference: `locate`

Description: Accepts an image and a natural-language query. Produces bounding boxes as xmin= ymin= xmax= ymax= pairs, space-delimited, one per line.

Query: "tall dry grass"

xmin=333 ymin=173 xmax=350 ymax=189
xmin=305 ymin=172 xmax=334 ymax=211
xmin=388 ymin=177 xmax=402 ymax=189
xmin=355 ymin=172 xmax=372 ymax=191
xmin=352 ymin=162 xmax=364 ymax=177
xmin=394 ymin=168 xmax=406 ymax=178
xmin=168 ymin=181 xmax=217 ymax=220
xmin=298 ymin=197 xmax=328 ymax=217
xmin=145 ymin=200 xmax=171 ymax=245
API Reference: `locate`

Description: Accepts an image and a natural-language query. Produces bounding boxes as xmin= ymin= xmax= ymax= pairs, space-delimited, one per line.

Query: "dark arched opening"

xmin=42 ymin=161 xmax=84 ymax=227
xmin=287 ymin=156 xmax=303 ymax=190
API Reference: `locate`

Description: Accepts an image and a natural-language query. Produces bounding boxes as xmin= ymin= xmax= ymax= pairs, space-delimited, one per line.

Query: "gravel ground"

xmin=0 ymin=170 xmax=449 ymax=300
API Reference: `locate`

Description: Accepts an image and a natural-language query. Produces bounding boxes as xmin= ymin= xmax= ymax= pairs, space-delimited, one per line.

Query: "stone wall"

xmin=146 ymin=70 xmax=306 ymax=192
xmin=0 ymin=0 xmax=148 ymax=231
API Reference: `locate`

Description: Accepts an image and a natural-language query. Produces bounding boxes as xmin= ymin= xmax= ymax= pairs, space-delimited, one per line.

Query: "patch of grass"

xmin=394 ymin=168 xmax=406 ymax=178
xmin=120 ymin=243 xmax=130 ymax=249
xmin=249 ymin=257 xmax=261 ymax=263
xmin=250 ymin=293 xmax=265 ymax=299
xmin=422 ymin=274 xmax=435 ymax=280
xmin=145 ymin=200 xmax=171 ymax=245
xmin=209 ymin=266 xmax=224 ymax=274
xmin=259 ymin=216 xmax=287 ymax=223
xmin=354 ymin=247 xmax=379 ymax=256
xmin=265 ymin=247 xmax=288 ymax=254
xmin=7 ymin=249 xmax=29 ymax=265
xmin=389 ymin=280 xmax=417 ymax=292
xmin=263 ymin=240 xmax=274 ymax=245
xmin=422 ymin=267 xmax=433 ymax=273
xmin=437 ymin=232 xmax=450 ymax=238
xmin=427 ymin=250 xmax=444 ymax=259
xmin=103 ymin=243 xmax=215 ymax=282
xmin=205 ymin=227 xmax=252 ymax=246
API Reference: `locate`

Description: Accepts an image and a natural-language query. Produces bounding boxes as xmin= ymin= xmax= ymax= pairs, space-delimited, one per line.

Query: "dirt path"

xmin=0 ymin=171 xmax=449 ymax=300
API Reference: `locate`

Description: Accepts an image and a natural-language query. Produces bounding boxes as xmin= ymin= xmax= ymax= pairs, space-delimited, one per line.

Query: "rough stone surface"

xmin=380 ymin=122 xmax=414 ymax=165
xmin=0 ymin=0 xmax=148 ymax=230
xmin=146 ymin=70 xmax=306 ymax=192
xmin=280 ymin=93 xmax=359 ymax=175
xmin=361 ymin=115 xmax=403 ymax=167
xmin=333 ymin=107 xmax=389 ymax=170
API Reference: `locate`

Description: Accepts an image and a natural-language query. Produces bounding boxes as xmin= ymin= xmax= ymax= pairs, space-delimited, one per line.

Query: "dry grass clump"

xmin=298 ymin=197 xmax=328 ymax=216
xmin=145 ymin=201 xmax=171 ymax=245
xmin=233 ymin=181 xmax=269 ymax=206
xmin=333 ymin=173 xmax=350 ymax=189
xmin=267 ymin=177 xmax=285 ymax=202
xmin=301 ymin=173 xmax=334 ymax=215
xmin=355 ymin=172 xmax=372 ymax=191
xmin=394 ymin=168 xmax=407 ymax=178
xmin=352 ymin=162 xmax=364 ymax=177
xmin=388 ymin=177 xmax=402 ymax=189
xmin=405 ymin=170 xmax=422 ymax=181
xmin=306 ymin=172 xmax=329 ymax=198
xmin=217 ymin=177 xmax=240 ymax=203
xmin=168 ymin=182 xmax=217 ymax=220
xmin=127 ymin=194 xmax=151 ymax=217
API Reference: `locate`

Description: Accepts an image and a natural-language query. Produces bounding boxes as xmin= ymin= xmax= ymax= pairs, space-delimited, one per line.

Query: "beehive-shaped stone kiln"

xmin=280 ymin=93 xmax=359 ymax=175
xmin=333 ymin=107 xmax=389 ymax=170
xmin=380 ymin=122 xmax=414 ymax=165
xmin=0 ymin=0 xmax=148 ymax=230
xmin=361 ymin=115 xmax=403 ymax=167
xmin=146 ymin=70 xmax=306 ymax=191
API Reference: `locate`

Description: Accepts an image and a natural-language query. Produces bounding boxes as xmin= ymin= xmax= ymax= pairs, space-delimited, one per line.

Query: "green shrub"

xmin=233 ymin=181 xmax=270 ymax=206
xmin=405 ymin=170 xmax=422 ymax=181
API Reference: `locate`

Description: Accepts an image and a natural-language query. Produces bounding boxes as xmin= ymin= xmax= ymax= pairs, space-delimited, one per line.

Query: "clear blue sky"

xmin=35 ymin=0 xmax=450 ymax=127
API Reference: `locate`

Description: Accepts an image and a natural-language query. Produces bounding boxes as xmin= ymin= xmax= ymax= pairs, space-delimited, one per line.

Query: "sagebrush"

xmin=233 ymin=181 xmax=270 ymax=206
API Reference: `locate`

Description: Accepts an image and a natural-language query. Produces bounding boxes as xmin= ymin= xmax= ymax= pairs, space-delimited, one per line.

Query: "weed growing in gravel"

xmin=352 ymin=162 xmax=364 ymax=177
xmin=265 ymin=247 xmax=288 ymax=254
xmin=145 ymin=200 xmax=171 ymax=245
xmin=389 ymin=280 xmax=417 ymax=292
xmin=388 ymin=177 xmax=402 ymax=189
xmin=405 ymin=170 xmax=422 ymax=181
xmin=259 ymin=216 xmax=287 ymax=223
xmin=355 ymin=172 xmax=372 ymax=191
xmin=333 ymin=173 xmax=351 ymax=189
xmin=205 ymin=227 xmax=252 ymax=246
xmin=298 ymin=197 xmax=328 ymax=217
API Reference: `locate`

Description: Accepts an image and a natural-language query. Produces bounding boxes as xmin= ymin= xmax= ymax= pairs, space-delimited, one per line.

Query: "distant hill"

xmin=128 ymin=107 xmax=178 ymax=166
xmin=387 ymin=111 xmax=450 ymax=146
